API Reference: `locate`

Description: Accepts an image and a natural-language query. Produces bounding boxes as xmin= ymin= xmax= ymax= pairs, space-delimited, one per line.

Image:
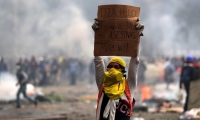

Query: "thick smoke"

xmin=0 ymin=72 xmax=36 ymax=101
xmin=0 ymin=0 xmax=200 ymax=59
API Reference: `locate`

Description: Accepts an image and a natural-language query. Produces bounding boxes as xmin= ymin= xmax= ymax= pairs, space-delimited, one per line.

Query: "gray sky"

xmin=0 ymin=0 xmax=200 ymax=59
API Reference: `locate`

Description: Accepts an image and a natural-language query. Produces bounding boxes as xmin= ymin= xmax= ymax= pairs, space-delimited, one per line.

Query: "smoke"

xmin=0 ymin=0 xmax=200 ymax=59
xmin=0 ymin=0 xmax=94 ymax=58
xmin=0 ymin=72 xmax=18 ymax=101
xmin=0 ymin=72 xmax=36 ymax=101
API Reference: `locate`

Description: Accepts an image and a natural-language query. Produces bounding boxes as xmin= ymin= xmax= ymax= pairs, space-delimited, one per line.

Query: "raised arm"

xmin=94 ymin=56 xmax=105 ymax=89
xmin=127 ymin=57 xmax=140 ymax=98
xmin=127 ymin=18 xmax=144 ymax=98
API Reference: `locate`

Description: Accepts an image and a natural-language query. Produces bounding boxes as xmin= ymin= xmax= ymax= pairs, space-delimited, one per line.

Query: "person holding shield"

xmin=92 ymin=17 xmax=144 ymax=120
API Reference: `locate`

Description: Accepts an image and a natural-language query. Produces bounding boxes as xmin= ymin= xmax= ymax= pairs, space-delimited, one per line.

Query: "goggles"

xmin=107 ymin=64 xmax=121 ymax=69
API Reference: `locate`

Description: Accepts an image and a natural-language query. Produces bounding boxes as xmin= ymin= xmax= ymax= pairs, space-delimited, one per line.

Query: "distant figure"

xmin=38 ymin=57 xmax=48 ymax=86
xmin=0 ymin=57 xmax=8 ymax=74
xmin=164 ymin=58 xmax=176 ymax=89
xmin=15 ymin=63 xmax=37 ymax=108
xmin=16 ymin=57 xmax=23 ymax=67
xmin=22 ymin=58 xmax=30 ymax=75
xmin=89 ymin=60 xmax=95 ymax=84
xmin=193 ymin=58 xmax=200 ymax=80
xmin=29 ymin=56 xmax=38 ymax=85
xmin=68 ymin=59 xmax=79 ymax=85
xmin=179 ymin=55 xmax=195 ymax=112
xmin=138 ymin=59 xmax=147 ymax=86
xmin=50 ymin=58 xmax=60 ymax=84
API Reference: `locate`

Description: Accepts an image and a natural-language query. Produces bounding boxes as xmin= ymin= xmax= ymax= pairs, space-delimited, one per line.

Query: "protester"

xmin=50 ymin=58 xmax=60 ymax=84
xmin=164 ymin=58 xmax=176 ymax=90
xmin=193 ymin=57 xmax=200 ymax=80
xmin=22 ymin=58 xmax=30 ymax=75
xmin=15 ymin=63 xmax=37 ymax=108
xmin=92 ymin=18 xmax=144 ymax=120
xmin=0 ymin=56 xmax=8 ymax=74
xmin=89 ymin=59 xmax=95 ymax=84
xmin=138 ymin=58 xmax=147 ymax=86
xmin=68 ymin=58 xmax=80 ymax=85
xmin=29 ymin=56 xmax=38 ymax=85
xmin=179 ymin=55 xmax=195 ymax=112
xmin=38 ymin=57 xmax=50 ymax=86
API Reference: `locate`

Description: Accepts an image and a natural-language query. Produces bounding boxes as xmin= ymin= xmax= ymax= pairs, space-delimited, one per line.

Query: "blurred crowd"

xmin=1 ymin=54 xmax=200 ymax=88
xmin=136 ymin=55 xmax=200 ymax=112
xmin=0 ymin=55 xmax=95 ymax=86
xmin=1 ymin=54 xmax=200 ymax=112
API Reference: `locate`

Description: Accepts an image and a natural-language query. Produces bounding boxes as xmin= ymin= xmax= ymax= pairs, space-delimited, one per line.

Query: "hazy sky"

xmin=0 ymin=0 xmax=200 ymax=59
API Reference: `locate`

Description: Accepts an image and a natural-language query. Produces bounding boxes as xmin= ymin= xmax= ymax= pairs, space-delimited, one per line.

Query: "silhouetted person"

xmin=68 ymin=58 xmax=79 ymax=85
xmin=15 ymin=63 xmax=37 ymax=108
xmin=22 ymin=58 xmax=30 ymax=75
xmin=29 ymin=56 xmax=38 ymax=85
xmin=50 ymin=58 xmax=59 ymax=84
xmin=0 ymin=57 xmax=7 ymax=73
xmin=138 ymin=59 xmax=147 ymax=86
xmin=89 ymin=60 xmax=95 ymax=84
xmin=164 ymin=58 xmax=176 ymax=89
xmin=180 ymin=55 xmax=195 ymax=112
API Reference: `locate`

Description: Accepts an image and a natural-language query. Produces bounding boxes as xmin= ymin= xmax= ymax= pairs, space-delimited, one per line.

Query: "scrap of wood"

xmin=160 ymin=107 xmax=183 ymax=113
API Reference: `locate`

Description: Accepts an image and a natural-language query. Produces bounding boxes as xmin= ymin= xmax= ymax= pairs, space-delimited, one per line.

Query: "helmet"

xmin=108 ymin=57 xmax=126 ymax=68
xmin=186 ymin=55 xmax=194 ymax=62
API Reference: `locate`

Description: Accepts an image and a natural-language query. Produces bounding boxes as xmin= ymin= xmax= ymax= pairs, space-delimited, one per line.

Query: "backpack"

xmin=181 ymin=67 xmax=191 ymax=83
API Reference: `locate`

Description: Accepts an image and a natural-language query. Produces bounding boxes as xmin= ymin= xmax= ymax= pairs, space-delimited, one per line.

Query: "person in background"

xmin=15 ymin=63 xmax=37 ymax=108
xmin=0 ymin=56 xmax=8 ymax=74
xmin=68 ymin=58 xmax=80 ymax=85
xmin=22 ymin=58 xmax=30 ymax=75
xmin=29 ymin=56 xmax=38 ymax=85
xmin=50 ymin=58 xmax=60 ymax=84
xmin=138 ymin=58 xmax=147 ymax=86
xmin=92 ymin=18 xmax=144 ymax=120
xmin=164 ymin=58 xmax=176 ymax=90
xmin=179 ymin=55 xmax=195 ymax=112
xmin=89 ymin=59 xmax=95 ymax=85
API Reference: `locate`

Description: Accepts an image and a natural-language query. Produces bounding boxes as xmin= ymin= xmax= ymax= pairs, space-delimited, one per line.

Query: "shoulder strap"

xmin=97 ymin=83 xmax=104 ymax=103
xmin=97 ymin=81 xmax=134 ymax=115
xmin=124 ymin=80 xmax=133 ymax=115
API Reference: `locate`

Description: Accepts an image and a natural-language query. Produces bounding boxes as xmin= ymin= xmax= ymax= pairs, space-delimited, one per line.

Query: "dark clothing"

xmin=138 ymin=61 xmax=146 ymax=85
xmin=193 ymin=64 xmax=200 ymax=80
xmin=179 ymin=64 xmax=195 ymax=112
xmin=164 ymin=62 xmax=175 ymax=89
xmin=89 ymin=61 xmax=95 ymax=74
xmin=16 ymin=69 xmax=35 ymax=108
xmin=180 ymin=65 xmax=195 ymax=88
xmin=16 ymin=70 xmax=27 ymax=85
xmin=89 ymin=61 xmax=95 ymax=84
xmin=16 ymin=84 xmax=35 ymax=107
xmin=0 ymin=61 xmax=7 ymax=73
xmin=68 ymin=61 xmax=79 ymax=85
xmin=29 ymin=60 xmax=38 ymax=82
xmin=22 ymin=62 xmax=30 ymax=74
xmin=51 ymin=60 xmax=59 ymax=74
xmin=100 ymin=93 xmax=130 ymax=120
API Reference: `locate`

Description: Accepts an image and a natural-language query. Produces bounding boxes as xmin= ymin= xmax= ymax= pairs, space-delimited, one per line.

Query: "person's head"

xmin=107 ymin=57 xmax=126 ymax=73
xmin=16 ymin=63 xmax=22 ymax=70
xmin=186 ymin=55 xmax=194 ymax=63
